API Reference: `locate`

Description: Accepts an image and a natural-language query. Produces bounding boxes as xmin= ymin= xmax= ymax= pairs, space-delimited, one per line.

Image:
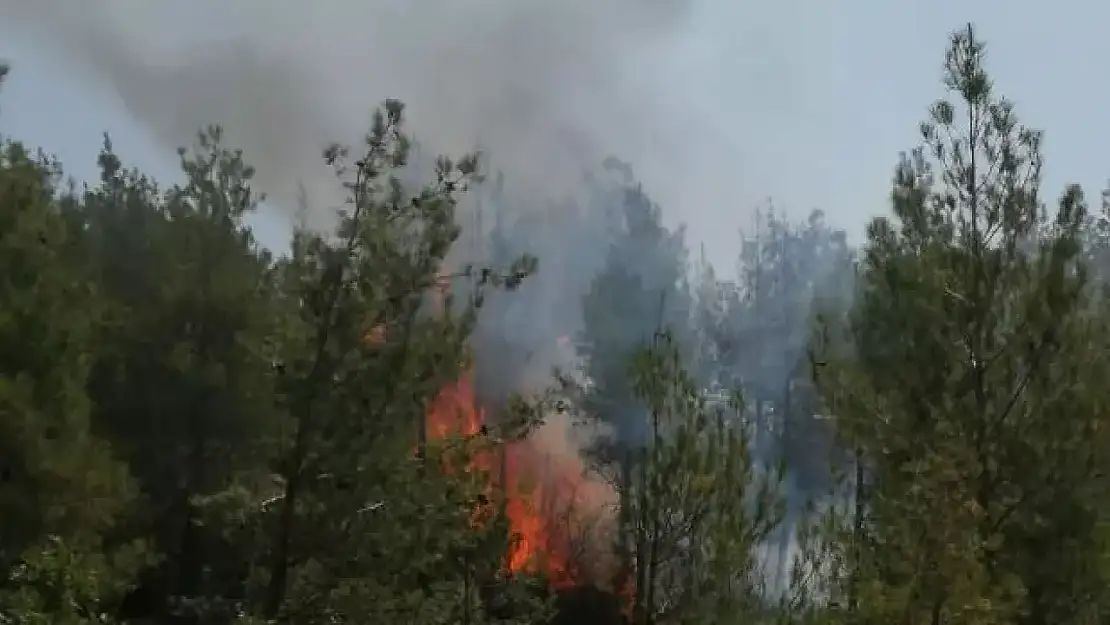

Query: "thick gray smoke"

xmin=2 ymin=2 xmax=827 ymax=595
xmin=0 ymin=0 xmax=710 ymax=383
xmin=0 ymin=0 xmax=697 ymax=230
xmin=0 ymin=0 xmax=725 ymax=448
xmin=0 ymin=0 xmax=712 ymax=503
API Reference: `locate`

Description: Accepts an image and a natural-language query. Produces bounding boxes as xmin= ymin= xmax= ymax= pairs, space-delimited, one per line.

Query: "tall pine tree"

xmin=0 ymin=137 xmax=140 ymax=623
xmin=811 ymin=25 xmax=1110 ymax=625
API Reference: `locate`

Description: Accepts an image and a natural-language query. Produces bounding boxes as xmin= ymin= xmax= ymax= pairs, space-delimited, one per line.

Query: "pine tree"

xmin=623 ymin=330 xmax=782 ymax=625
xmin=0 ymin=139 xmax=141 ymax=623
xmin=689 ymin=206 xmax=853 ymax=598
xmin=578 ymin=161 xmax=692 ymax=585
xmin=70 ymin=129 xmax=279 ymax=622
xmin=810 ymin=24 xmax=1110 ymax=625
xmin=254 ymin=100 xmax=545 ymax=624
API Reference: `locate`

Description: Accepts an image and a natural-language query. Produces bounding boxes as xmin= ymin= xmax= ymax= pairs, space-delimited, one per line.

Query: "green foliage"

xmin=808 ymin=24 xmax=1110 ymax=625
xmin=4 ymin=21 xmax=1110 ymax=625
xmin=69 ymin=128 xmax=279 ymax=621
xmin=249 ymin=100 xmax=548 ymax=624
xmin=0 ymin=139 xmax=141 ymax=622
xmin=579 ymin=162 xmax=692 ymax=449
xmin=622 ymin=331 xmax=783 ymax=625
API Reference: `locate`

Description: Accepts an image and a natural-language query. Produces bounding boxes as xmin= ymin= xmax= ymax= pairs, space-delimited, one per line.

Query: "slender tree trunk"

xmin=262 ymin=436 xmax=303 ymax=619
xmin=176 ymin=224 xmax=217 ymax=623
xmin=262 ymin=167 xmax=367 ymax=619
xmin=848 ymin=446 xmax=864 ymax=614
xmin=777 ymin=380 xmax=793 ymax=592
xmin=176 ymin=425 xmax=207 ymax=623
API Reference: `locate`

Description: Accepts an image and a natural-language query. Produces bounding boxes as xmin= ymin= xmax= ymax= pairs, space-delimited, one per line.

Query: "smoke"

xmin=0 ymin=0 xmax=698 ymax=229
xmin=0 ymin=0 xmax=726 ymax=398
xmin=516 ymin=408 xmax=620 ymax=585
xmin=1 ymin=0 xmax=684 ymax=541
xmin=3 ymin=0 xmax=828 ymax=595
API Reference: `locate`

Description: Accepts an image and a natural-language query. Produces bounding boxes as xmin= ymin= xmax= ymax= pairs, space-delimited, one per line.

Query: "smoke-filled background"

xmin=7 ymin=0 xmax=1110 ymax=268
xmin=4 ymin=0 xmax=1110 ymax=599
xmin=1 ymin=0 xmax=709 ymax=239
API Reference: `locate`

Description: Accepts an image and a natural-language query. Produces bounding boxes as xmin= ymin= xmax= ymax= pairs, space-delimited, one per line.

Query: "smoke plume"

xmin=0 ymin=0 xmax=701 ymax=228
xmin=1 ymin=0 xmax=839 ymax=599
xmin=0 ymin=1 xmax=741 ymax=395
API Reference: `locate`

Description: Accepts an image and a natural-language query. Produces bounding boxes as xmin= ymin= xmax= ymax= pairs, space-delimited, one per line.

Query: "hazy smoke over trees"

xmin=0 ymin=1 xmax=858 ymax=609
xmin=0 ymin=0 xmax=712 ymax=227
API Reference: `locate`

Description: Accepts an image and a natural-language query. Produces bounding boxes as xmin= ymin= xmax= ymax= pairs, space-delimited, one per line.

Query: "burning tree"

xmin=424 ymin=351 xmax=622 ymax=598
xmin=255 ymin=100 xmax=550 ymax=624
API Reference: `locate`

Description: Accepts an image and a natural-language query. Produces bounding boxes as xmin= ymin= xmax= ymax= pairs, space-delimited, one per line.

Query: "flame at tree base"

xmin=425 ymin=367 xmax=619 ymax=592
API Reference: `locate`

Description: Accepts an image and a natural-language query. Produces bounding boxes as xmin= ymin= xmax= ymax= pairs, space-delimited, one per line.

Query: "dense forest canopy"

xmin=2 ymin=23 xmax=1110 ymax=625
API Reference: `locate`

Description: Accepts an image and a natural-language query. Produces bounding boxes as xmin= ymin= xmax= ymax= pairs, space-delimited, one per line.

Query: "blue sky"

xmin=0 ymin=1 xmax=1107 ymax=269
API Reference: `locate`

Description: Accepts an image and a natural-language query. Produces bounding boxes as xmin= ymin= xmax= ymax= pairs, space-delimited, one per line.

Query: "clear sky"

xmin=0 ymin=1 xmax=1106 ymax=271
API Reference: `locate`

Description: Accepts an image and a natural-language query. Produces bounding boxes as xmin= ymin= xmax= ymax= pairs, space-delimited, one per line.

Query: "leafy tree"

xmin=580 ymin=158 xmax=692 ymax=440
xmin=810 ymin=24 xmax=1110 ymax=625
xmin=253 ymin=100 xmax=546 ymax=624
xmin=71 ymin=128 xmax=279 ymax=622
xmin=578 ymin=159 xmax=692 ymax=578
xmin=17 ymin=20 xmax=1110 ymax=625
xmin=622 ymin=330 xmax=782 ymax=625
xmin=733 ymin=208 xmax=851 ymax=483
xmin=691 ymin=206 xmax=853 ymax=595
xmin=0 ymin=139 xmax=141 ymax=623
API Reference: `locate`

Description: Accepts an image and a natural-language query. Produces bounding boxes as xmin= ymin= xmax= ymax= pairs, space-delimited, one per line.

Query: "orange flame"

xmin=425 ymin=369 xmax=484 ymax=442
xmin=425 ymin=364 xmax=616 ymax=590
xmin=422 ymin=267 xmax=617 ymax=591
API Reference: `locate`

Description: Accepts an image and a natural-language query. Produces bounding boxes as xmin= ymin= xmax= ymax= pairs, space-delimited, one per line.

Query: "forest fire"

xmin=425 ymin=364 xmax=617 ymax=591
